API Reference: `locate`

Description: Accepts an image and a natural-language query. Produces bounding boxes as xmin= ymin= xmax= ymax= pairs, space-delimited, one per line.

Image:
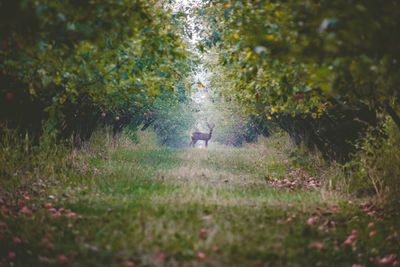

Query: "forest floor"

xmin=1 ymin=131 xmax=399 ymax=266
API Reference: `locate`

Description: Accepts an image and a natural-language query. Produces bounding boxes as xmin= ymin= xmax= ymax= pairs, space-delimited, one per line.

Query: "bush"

xmin=344 ymin=116 xmax=400 ymax=202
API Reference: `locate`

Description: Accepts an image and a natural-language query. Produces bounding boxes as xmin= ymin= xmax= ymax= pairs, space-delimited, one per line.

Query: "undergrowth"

xmin=0 ymin=127 xmax=399 ymax=266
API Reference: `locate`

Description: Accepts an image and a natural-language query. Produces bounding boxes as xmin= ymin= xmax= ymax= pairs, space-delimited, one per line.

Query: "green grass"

xmin=1 ymin=131 xmax=399 ymax=266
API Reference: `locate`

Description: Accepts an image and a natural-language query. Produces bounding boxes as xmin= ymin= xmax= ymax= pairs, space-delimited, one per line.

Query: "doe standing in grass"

xmin=190 ymin=123 xmax=215 ymax=148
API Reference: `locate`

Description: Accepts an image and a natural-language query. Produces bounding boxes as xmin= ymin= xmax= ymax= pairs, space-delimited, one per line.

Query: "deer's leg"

xmin=205 ymin=140 xmax=208 ymax=147
xmin=190 ymin=139 xmax=197 ymax=147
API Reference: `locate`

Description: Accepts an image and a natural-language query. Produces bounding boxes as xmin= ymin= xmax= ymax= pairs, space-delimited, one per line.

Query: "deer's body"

xmin=190 ymin=123 xmax=215 ymax=148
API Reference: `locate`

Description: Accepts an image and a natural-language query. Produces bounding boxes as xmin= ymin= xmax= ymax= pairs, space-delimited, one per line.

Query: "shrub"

xmin=344 ymin=116 xmax=400 ymax=202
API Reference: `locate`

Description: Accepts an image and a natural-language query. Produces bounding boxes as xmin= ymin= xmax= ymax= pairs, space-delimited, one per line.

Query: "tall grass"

xmin=1 ymin=126 xmax=399 ymax=266
xmin=0 ymin=127 xmax=72 ymax=193
xmin=344 ymin=117 xmax=400 ymax=203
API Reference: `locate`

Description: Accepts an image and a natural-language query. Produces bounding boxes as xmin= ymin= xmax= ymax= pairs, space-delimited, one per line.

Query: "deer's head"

xmin=207 ymin=123 xmax=215 ymax=134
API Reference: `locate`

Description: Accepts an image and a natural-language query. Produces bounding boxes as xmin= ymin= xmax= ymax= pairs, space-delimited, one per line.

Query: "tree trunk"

xmin=384 ymin=100 xmax=400 ymax=130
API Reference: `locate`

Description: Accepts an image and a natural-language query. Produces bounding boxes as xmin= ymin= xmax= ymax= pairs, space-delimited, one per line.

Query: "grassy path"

xmin=1 ymin=132 xmax=399 ymax=266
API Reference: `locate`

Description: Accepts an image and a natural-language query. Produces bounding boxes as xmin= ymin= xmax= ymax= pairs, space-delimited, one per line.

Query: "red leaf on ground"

xmin=13 ymin=237 xmax=21 ymax=244
xmin=125 ymin=261 xmax=135 ymax=266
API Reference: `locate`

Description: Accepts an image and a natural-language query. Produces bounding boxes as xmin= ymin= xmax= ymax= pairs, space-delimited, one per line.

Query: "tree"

xmin=0 ymin=0 xmax=194 ymax=141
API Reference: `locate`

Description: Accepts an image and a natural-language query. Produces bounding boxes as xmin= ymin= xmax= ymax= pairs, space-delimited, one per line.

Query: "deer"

xmin=190 ymin=123 xmax=215 ymax=148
